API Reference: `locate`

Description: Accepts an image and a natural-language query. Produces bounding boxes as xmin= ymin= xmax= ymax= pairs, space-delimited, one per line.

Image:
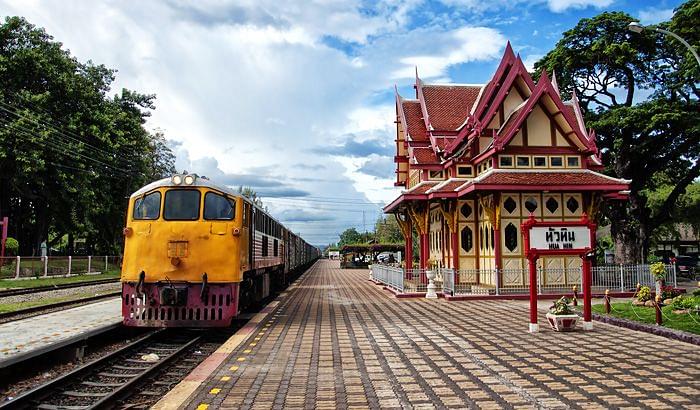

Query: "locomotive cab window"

xmin=164 ymin=190 xmax=201 ymax=220
xmin=204 ymin=192 xmax=235 ymax=220
xmin=133 ymin=191 xmax=161 ymax=220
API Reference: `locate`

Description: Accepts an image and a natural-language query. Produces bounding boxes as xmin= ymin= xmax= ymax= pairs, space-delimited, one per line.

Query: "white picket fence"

xmin=371 ymin=264 xmax=677 ymax=296
xmin=0 ymin=256 xmax=122 ymax=279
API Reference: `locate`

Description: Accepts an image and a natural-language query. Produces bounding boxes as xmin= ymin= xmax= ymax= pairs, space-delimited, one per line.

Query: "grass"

xmin=0 ymin=289 xmax=119 ymax=313
xmin=592 ymin=301 xmax=700 ymax=336
xmin=0 ymin=271 xmax=120 ymax=289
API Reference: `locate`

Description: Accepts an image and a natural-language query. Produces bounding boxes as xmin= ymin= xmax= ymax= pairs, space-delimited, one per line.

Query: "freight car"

xmin=120 ymin=173 xmax=318 ymax=327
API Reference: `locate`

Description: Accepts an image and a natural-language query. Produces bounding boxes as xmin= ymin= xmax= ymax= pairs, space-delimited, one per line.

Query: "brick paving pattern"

xmin=0 ymin=298 xmax=121 ymax=363
xmin=187 ymin=261 xmax=699 ymax=409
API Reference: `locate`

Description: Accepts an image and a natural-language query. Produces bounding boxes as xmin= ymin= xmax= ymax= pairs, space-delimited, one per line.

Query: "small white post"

xmin=43 ymin=256 xmax=48 ymax=277
xmin=15 ymin=256 xmax=20 ymax=279
xmin=672 ymin=263 xmax=677 ymax=288
xmin=67 ymin=255 xmax=72 ymax=276
xmin=104 ymin=256 xmax=108 ymax=272
xmin=87 ymin=256 xmax=92 ymax=274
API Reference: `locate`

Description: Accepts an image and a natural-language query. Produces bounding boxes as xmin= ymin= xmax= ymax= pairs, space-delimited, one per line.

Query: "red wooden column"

xmin=419 ymin=233 xmax=429 ymax=283
xmin=582 ymin=255 xmax=593 ymax=329
xmin=528 ymin=254 xmax=539 ymax=332
xmin=0 ymin=217 xmax=7 ymax=258
xmin=405 ymin=218 xmax=413 ymax=278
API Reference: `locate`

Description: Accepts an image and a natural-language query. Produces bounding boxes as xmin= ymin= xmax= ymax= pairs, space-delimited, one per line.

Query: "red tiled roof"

xmin=412 ymin=147 xmax=439 ymax=164
xmin=406 ymin=182 xmax=437 ymax=194
xmin=422 ymin=85 xmax=481 ymax=131
xmin=433 ymin=138 xmax=454 ymax=150
xmin=429 ymin=179 xmax=467 ymax=193
xmin=402 ymin=101 xmax=428 ymax=141
xmin=469 ymin=171 xmax=628 ymax=188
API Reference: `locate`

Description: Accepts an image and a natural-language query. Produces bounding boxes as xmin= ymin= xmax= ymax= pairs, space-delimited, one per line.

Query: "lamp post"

xmin=627 ymin=21 xmax=700 ymax=67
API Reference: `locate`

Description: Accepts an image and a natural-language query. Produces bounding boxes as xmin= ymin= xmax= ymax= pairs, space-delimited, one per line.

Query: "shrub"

xmin=650 ymin=262 xmax=666 ymax=281
xmin=549 ymin=296 xmax=575 ymax=315
xmin=670 ymin=296 xmax=700 ymax=311
xmin=637 ymin=286 xmax=651 ymax=302
xmin=660 ymin=285 xmax=681 ymax=300
xmin=693 ymin=289 xmax=700 ymax=297
xmin=4 ymin=237 xmax=18 ymax=256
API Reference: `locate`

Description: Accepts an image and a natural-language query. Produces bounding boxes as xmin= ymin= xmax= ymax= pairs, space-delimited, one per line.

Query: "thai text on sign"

xmin=529 ymin=226 xmax=592 ymax=251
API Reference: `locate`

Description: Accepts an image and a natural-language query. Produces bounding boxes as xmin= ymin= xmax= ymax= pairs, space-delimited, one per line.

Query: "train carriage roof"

xmin=130 ymin=175 xmax=315 ymax=248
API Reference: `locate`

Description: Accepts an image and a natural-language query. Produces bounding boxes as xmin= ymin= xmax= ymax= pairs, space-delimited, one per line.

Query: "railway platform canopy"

xmin=155 ymin=260 xmax=699 ymax=409
xmin=384 ymin=42 xmax=631 ymax=292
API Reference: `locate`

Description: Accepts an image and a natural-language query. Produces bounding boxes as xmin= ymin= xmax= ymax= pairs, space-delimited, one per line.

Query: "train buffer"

xmin=155 ymin=260 xmax=699 ymax=409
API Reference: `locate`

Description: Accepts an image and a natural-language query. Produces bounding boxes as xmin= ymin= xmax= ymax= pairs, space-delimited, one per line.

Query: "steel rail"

xmin=0 ymin=292 xmax=121 ymax=322
xmin=0 ymin=278 xmax=120 ymax=298
xmin=0 ymin=329 xmax=163 ymax=409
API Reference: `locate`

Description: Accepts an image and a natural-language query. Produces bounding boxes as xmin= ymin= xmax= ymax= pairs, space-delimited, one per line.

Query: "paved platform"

xmin=164 ymin=261 xmax=699 ymax=409
xmin=0 ymin=298 xmax=121 ymax=366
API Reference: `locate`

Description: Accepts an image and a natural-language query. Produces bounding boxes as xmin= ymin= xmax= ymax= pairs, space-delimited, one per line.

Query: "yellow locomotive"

xmin=121 ymin=172 xmax=318 ymax=327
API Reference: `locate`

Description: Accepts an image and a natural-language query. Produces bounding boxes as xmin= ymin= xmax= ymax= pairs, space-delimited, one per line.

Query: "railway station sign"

xmin=521 ymin=213 xmax=597 ymax=333
xmin=528 ymin=226 xmax=592 ymax=251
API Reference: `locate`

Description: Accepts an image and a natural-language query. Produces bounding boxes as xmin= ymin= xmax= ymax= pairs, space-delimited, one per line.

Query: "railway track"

xmin=1 ymin=328 xmax=221 ymax=409
xmin=0 ymin=278 xmax=119 ymax=298
xmin=0 ymin=292 xmax=121 ymax=323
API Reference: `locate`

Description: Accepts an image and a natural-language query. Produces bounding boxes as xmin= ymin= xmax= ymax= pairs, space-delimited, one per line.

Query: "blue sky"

xmin=1 ymin=0 xmax=686 ymax=245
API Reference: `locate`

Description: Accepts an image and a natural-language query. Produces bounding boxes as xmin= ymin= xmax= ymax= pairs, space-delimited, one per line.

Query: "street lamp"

xmin=627 ymin=21 xmax=700 ymax=67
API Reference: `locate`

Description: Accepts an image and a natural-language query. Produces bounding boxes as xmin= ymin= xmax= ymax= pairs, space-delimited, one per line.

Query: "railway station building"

xmin=384 ymin=43 xmax=630 ymax=291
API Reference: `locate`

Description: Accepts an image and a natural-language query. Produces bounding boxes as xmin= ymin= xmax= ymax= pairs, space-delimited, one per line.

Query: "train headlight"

xmin=171 ymin=175 xmax=183 ymax=185
xmin=184 ymin=174 xmax=196 ymax=185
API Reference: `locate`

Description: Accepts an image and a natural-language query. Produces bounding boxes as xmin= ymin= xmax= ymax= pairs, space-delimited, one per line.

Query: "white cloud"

xmin=0 ymin=0 xmax=507 ymax=244
xmin=438 ymin=0 xmax=614 ymax=13
xmin=546 ymin=0 xmax=613 ymax=13
xmin=638 ymin=7 xmax=674 ymax=25
xmin=523 ymin=53 xmax=544 ymax=72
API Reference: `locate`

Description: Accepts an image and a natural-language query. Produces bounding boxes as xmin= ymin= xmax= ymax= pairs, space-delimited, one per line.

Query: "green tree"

xmin=534 ymin=3 xmax=699 ymax=263
xmin=0 ymin=17 xmax=175 ymax=255
xmin=338 ymin=228 xmax=362 ymax=246
xmin=238 ymin=186 xmax=264 ymax=208
xmin=374 ymin=216 xmax=403 ymax=243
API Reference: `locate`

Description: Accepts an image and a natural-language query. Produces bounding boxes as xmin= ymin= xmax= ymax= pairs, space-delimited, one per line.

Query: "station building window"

xmin=133 ymin=191 xmax=161 ymax=220
xmin=457 ymin=165 xmax=473 ymax=177
xmin=429 ymin=170 xmax=445 ymax=180
xmin=499 ymin=156 xmax=514 ymax=168
xmin=550 ymin=156 xmax=564 ymax=167
xmin=566 ymin=156 xmax=580 ymax=168
xmin=533 ymin=156 xmax=547 ymax=167
xmin=516 ymin=156 xmax=530 ymax=168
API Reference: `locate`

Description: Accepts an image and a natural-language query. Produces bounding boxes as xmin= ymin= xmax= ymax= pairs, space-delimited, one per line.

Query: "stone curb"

xmin=592 ymin=313 xmax=700 ymax=346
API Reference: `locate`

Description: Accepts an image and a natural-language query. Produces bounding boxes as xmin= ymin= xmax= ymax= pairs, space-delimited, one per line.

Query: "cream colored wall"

xmin=526 ymin=105 xmax=550 ymax=146
xmin=503 ymin=90 xmax=524 ymax=119
xmin=499 ymin=192 xmax=584 ymax=287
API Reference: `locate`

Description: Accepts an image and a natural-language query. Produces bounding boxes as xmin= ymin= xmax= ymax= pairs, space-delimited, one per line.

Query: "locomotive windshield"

xmin=133 ymin=191 xmax=161 ymax=220
xmin=204 ymin=192 xmax=235 ymax=220
xmin=164 ymin=189 xmax=201 ymax=220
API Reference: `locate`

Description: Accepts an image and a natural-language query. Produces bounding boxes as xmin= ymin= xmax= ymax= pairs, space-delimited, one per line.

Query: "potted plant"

xmin=650 ymin=261 xmax=666 ymax=295
xmin=546 ymin=296 xmax=579 ymax=331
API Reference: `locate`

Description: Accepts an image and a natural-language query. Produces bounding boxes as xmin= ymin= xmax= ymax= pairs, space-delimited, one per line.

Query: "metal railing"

xmin=370 ymin=264 xmax=404 ymax=293
xmin=0 ymin=256 xmax=122 ymax=279
xmin=374 ymin=263 xmax=677 ymax=297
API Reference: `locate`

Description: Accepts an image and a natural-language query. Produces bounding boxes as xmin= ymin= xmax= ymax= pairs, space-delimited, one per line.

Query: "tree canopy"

xmin=0 ymin=17 xmax=175 ymax=255
xmin=534 ymin=1 xmax=699 ymax=262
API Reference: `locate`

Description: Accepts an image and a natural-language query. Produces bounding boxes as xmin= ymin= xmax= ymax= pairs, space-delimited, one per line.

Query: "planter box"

xmin=546 ymin=312 xmax=579 ymax=331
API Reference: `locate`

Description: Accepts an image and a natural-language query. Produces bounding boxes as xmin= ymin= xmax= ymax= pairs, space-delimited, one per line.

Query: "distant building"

xmin=384 ymin=43 xmax=630 ymax=288
xmin=328 ymin=250 xmax=340 ymax=260
xmin=652 ymin=224 xmax=700 ymax=258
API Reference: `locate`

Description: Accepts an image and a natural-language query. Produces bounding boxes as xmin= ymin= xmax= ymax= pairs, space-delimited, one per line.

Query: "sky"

xmin=1 ymin=0 xmax=685 ymax=245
